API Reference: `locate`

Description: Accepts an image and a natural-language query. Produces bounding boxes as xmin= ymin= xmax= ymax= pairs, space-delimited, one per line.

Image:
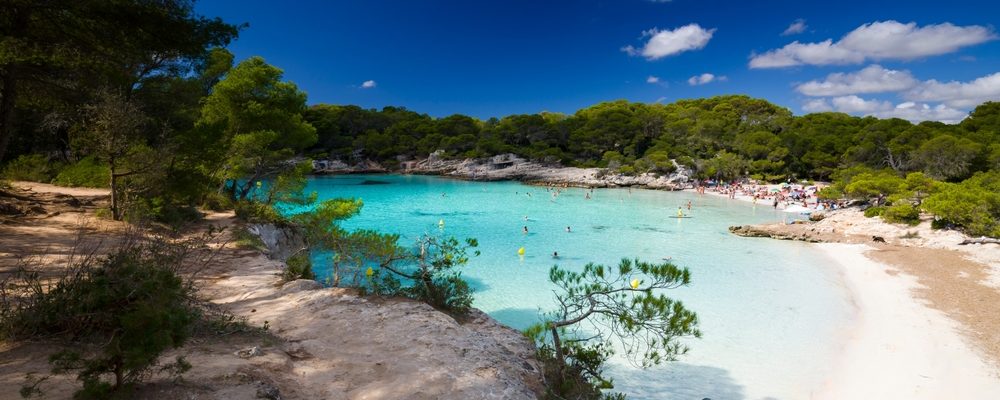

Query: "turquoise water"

xmin=297 ymin=174 xmax=852 ymax=400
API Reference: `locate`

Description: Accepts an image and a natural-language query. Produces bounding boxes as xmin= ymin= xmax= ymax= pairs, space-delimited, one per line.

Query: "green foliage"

xmin=527 ymin=258 xmax=700 ymax=398
xmin=923 ymin=172 xmax=1000 ymax=237
xmin=281 ymin=253 xmax=315 ymax=282
xmin=1 ymin=154 xmax=62 ymax=182
xmin=1 ymin=241 xmax=197 ymax=398
xmin=52 ymin=156 xmax=110 ymax=188
xmin=864 ymin=206 xmax=886 ymax=218
xmin=234 ymin=200 xmax=287 ymax=225
xmin=232 ymin=226 xmax=267 ymax=251
xmin=197 ymin=56 xmax=317 ymax=201
xmin=882 ymin=203 xmax=921 ymax=225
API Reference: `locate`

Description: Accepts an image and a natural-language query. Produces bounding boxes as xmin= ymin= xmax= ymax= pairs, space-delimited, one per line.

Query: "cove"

xmin=295 ymin=174 xmax=853 ymax=400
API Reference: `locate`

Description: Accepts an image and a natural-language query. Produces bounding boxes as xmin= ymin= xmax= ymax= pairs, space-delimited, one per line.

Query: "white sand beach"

xmin=815 ymin=243 xmax=1000 ymax=399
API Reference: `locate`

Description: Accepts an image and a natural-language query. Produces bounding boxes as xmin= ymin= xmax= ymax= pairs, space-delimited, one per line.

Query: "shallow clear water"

xmin=294 ymin=174 xmax=852 ymax=400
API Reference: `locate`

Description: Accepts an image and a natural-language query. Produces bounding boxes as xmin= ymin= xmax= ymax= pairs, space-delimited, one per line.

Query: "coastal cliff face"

xmin=232 ymin=220 xmax=545 ymax=399
xmin=313 ymin=152 xmax=693 ymax=189
xmin=246 ymin=222 xmax=307 ymax=261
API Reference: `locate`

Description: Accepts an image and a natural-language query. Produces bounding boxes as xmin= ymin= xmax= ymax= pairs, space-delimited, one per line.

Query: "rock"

xmin=809 ymin=212 xmax=826 ymax=221
xmin=246 ymin=223 xmax=307 ymax=261
xmin=236 ymin=346 xmax=263 ymax=358
xmin=255 ymin=381 xmax=281 ymax=400
xmin=281 ymin=279 xmax=322 ymax=293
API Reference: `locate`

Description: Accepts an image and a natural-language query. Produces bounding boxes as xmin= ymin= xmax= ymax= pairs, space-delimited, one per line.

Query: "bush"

xmin=281 ymin=253 xmax=315 ymax=282
xmin=864 ymin=206 xmax=885 ymax=218
xmin=201 ymin=192 xmax=233 ymax=212
xmin=1 ymin=154 xmax=63 ymax=182
xmin=1 ymin=241 xmax=196 ymax=398
xmin=882 ymin=203 xmax=921 ymax=225
xmin=52 ymin=156 xmax=110 ymax=188
xmin=234 ymin=200 xmax=286 ymax=224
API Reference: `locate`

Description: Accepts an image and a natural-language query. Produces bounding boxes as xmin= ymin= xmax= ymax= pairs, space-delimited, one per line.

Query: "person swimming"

xmin=552 ymin=251 xmax=559 ymax=258
xmin=565 ymin=226 xmax=571 ymax=233
xmin=523 ymin=225 xmax=529 ymax=234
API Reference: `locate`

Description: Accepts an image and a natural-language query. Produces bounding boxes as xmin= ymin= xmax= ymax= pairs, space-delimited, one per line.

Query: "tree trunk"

xmin=0 ymin=64 xmax=18 ymax=163
xmin=110 ymin=164 xmax=120 ymax=220
xmin=550 ymin=326 xmax=566 ymax=388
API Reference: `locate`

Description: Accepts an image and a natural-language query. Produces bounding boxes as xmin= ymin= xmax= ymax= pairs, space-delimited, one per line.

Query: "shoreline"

xmin=814 ymin=243 xmax=1000 ymax=398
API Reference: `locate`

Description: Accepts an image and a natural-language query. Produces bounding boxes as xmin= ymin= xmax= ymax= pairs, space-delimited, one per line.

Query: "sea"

xmin=289 ymin=174 xmax=853 ymax=400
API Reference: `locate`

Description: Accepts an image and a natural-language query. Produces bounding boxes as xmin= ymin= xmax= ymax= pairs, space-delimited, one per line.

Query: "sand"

xmin=815 ymin=244 xmax=1000 ymax=399
xmin=0 ymin=184 xmax=544 ymax=399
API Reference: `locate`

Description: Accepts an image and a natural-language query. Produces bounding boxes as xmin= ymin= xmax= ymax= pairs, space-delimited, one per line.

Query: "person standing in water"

xmin=687 ymin=200 xmax=692 ymax=210
xmin=677 ymin=207 xmax=684 ymax=217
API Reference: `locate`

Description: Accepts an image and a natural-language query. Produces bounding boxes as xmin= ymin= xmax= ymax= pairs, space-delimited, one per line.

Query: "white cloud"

xmin=623 ymin=23 xmax=715 ymax=60
xmin=830 ymin=95 xmax=893 ymax=114
xmin=802 ymin=99 xmax=832 ymax=112
xmin=687 ymin=73 xmax=726 ymax=86
xmin=796 ymin=65 xmax=919 ymax=96
xmin=782 ymin=19 xmax=807 ymax=36
xmin=803 ymin=95 xmax=968 ymax=123
xmin=360 ymin=80 xmax=376 ymax=89
xmin=646 ymin=75 xmax=660 ymax=84
xmin=904 ymin=72 xmax=1000 ymax=108
xmin=877 ymin=102 xmax=968 ymax=124
xmin=750 ymin=21 xmax=995 ymax=68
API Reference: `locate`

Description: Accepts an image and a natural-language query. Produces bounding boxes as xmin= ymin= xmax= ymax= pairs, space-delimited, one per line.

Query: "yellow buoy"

xmin=365 ymin=267 xmax=374 ymax=277
xmin=630 ymin=278 xmax=640 ymax=289
xmin=517 ymin=247 xmax=525 ymax=255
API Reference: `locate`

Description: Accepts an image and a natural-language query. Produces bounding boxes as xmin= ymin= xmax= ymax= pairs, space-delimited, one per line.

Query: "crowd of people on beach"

xmin=695 ymin=179 xmax=847 ymax=212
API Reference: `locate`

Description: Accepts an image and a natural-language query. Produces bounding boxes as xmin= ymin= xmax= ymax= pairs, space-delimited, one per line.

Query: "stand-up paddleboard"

xmin=669 ymin=216 xmax=693 ymax=218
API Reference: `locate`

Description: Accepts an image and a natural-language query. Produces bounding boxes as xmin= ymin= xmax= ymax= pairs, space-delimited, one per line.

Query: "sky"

xmin=195 ymin=0 xmax=1000 ymax=123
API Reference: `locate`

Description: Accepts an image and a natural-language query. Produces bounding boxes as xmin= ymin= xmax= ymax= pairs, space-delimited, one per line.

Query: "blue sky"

xmin=196 ymin=0 xmax=1000 ymax=122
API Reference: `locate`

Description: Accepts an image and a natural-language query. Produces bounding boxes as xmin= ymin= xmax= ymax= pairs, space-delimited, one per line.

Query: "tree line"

xmin=303 ymin=98 xmax=1000 ymax=183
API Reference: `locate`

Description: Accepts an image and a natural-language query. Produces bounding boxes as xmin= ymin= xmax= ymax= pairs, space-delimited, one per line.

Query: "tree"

xmin=911 ymin=134 xmax=982 ymax=181
xmin=526 ymin=258 xmax=700 ymax=397
xmin=0 ymin=0 xmax=239 ymax=162
xmin=73 ymin=91 xmax=153 ymax=220
xmin=198 ymin=56 xmax=317 ymax=201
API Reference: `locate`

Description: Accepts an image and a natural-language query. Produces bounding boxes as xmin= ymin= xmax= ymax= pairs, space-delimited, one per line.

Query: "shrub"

xmin=864 ymin=206 xmax=885 ymax=218
xmin=1 ymin=154 xmax=62 ymax=182
xmin=201 ymin=192 xmax=233 ymax=212
xmin=1 ymin=241 xmax=197 ymax=398
xmin=234 ymin=200 xmax=286 ymax=224
xmin=281 ymin=253 xmax=315 ymax=282
xmin=52 ymin=156 xmax=110 ymax=188
xmin=882 ymin=203 xmax=920 ymax=225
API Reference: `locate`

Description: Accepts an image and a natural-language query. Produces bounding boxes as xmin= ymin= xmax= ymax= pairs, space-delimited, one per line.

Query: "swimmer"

xmin=524 ymin=215 xmax=529 ymax=221
xmin=552 ymin=251 xmax=559 ymax=259
xmin=523 ymin=225 xmax=529 ymax=234
xmin=565 ymin=226 xmax=571 ymax=233
xmin=585 ymin=192 xmax=591 ymax=199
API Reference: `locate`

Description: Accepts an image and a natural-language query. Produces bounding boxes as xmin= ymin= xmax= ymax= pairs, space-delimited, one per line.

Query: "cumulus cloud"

xmin=782 ymin=19 xmax=807 ymax=36
xmin=802 ymin=99 xmax=833 ymax=112
xmin=802 ymin=95 xmax=968 ymax=123
xmin=623 ymin=23 xmax=715 ymax=60
xmin=687 ymin=73 xmax=726 ymax=86
xmin=750 ymin=21 xmax=995 ymax=68
xmin=904 ymin=72 xmax=1000 ymax=108
xmin=796 ymin=65 xmax=918 ymax=96
xmin=360 ymin=80 xmax=376 ymax=89
xmin=646 ymin=75 xmax=661 ymax=84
